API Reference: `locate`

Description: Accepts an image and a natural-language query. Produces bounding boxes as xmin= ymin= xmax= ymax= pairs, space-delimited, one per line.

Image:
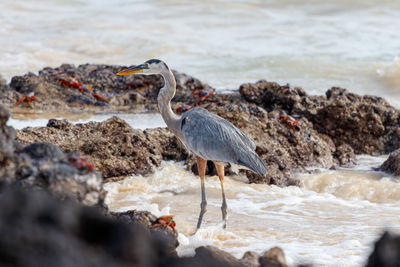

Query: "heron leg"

xmin=196 ymin=157 xmax=207 ymax=229
xmin=214 ymin=162 xmax=227 ymax=229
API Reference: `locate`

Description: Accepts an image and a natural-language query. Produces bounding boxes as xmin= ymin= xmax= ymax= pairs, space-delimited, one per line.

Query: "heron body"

xmin=181 ymin=107 xmax=266 ymax=174
xmin=117 ymin=59 xmax=266 ymax=230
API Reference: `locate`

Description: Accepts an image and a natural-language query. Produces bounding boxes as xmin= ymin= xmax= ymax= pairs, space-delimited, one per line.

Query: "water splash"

xmin=104 ymin=161 xmax=400 ymax=266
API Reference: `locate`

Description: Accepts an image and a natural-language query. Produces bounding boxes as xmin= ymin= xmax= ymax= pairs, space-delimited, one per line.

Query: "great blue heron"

xmin=117 ymin=59 xmax=266 ymax=230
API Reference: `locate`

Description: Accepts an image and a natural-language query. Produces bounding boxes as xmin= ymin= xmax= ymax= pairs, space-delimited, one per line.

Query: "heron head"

xmin=116 ymin=59 xmax=169 ymax=76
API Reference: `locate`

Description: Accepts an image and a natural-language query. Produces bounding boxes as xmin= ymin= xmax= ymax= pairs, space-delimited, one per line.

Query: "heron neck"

xmin=157 ymin=69 xmax=183 ymax=138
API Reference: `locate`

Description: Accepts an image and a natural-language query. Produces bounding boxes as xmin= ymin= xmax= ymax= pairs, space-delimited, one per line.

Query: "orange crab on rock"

xmin=14 ymin=92 xmax=38 ymax=108
xmin=191 ymin=88 xmax=215 ymax=105
xmin=176 ymin=104 xmax=194 ymax=113
xmin=66 ymin=155 xmax=95 ymax=173
xmin=279 ymin=115 xmax=301 ymax=132
xmin=151 ymin=215 xmax=176 ymax=233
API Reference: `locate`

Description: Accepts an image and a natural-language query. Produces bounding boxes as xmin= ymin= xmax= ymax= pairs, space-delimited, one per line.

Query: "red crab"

xmin=67 ymin=155 xmax=95 ymax=173
xmin=14 ymin=92 xmax=38 ymax=108
xmin=279 ymin=115 xmax=300 ymax=132
xmin=91 ymin=93 xmax=110 ymax=104
xmin=191 ymin=88 xmax=215 ymax=104
xmin=176 ymin=104 xmax=194 ymax=113
xmin=59 ymin=77 xmax=94 ymax=94
xmin=151 ymin=215 xmax=176 ymax=233
xmin=59 ymin=77 xmax=82 ymax=89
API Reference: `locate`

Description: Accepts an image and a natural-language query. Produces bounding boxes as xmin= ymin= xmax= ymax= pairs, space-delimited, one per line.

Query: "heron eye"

xmin=145 ymin=63 xmax=150 ymax=69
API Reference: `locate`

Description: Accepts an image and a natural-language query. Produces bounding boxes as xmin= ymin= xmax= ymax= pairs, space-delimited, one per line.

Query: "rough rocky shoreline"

xmin=1 ymin=64 xmax=400 ymax=266
xmin=4 ymin=64 xmax=400 ymax=185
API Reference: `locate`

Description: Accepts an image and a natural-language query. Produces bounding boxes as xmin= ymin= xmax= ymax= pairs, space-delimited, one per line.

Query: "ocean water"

xmin=104 ymin=158 xmax=400 ymax=267
xmin=1 ymin=0 xmax=400 ymax=105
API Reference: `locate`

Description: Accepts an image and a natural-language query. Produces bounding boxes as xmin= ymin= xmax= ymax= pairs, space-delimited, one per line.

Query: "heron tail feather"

xmin=238 ymin=150 xmax=267 ymax=175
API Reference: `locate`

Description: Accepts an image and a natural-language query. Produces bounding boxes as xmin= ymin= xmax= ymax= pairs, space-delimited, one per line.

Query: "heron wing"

xmin=180 ymin=108 xmax=266 ymax=174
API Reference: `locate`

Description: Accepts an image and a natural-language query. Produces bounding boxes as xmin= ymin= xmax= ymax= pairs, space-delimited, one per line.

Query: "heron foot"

xmin=196 ymin=200 xmax=207 ymax=229
xmin=221 ymin=201 xmax=227 ymax=229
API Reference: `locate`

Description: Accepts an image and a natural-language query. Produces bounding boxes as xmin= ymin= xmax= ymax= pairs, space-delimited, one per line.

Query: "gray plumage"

xmin=117 ymin=58 xmax=266 ymax=230
xmin=181 ymin=107 xmax=266 ymax=175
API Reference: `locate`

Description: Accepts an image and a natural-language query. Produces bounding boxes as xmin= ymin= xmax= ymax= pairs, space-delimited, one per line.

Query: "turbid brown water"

xmin=104 ymin=155 xmax=400 ymax=267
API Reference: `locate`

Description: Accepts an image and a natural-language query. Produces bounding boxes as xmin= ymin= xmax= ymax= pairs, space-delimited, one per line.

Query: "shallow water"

xmin=104 ymin=156 xmax=400 ymax=267
xmin=8 ymin=112 xmax=166 ymax=130
xmin=1 ymin=0 xmax=400 ymax=106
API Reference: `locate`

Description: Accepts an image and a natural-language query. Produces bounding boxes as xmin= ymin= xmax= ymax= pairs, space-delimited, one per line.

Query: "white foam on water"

xmin=104 ymin=160 xmax=400 ymax=267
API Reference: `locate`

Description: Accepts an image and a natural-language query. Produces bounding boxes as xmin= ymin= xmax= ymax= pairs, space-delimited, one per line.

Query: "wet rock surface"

xmin=240 ymin=80 xmax=400 ymax=155
xmin=11 ymin=71 xmax=400 ymax=184
xmin=110 ymin=210 xmax=179 ymax=257
xmin=16 ymin=116 xmax=189 ymax=179
xmin=0 ymin=104 xmax=104 ymax=205
xmin=16 ymin=109 xmax=334 ymax=185
xmin=0 ymin=64 xmax=213 ymax=112
xmin=0 ymin=185 xmax=178 ymax=267
xmin=366 ymin=231 xmax=400 ymax=267
xmin=17 ymin=142 xmax=104 ymax=206
xmin=259 ymin=247 xmax=288 ymax=267
xmin=0 ymin=105 xmax=18 ymax=183
xmin=378 ymin=148 xmax=400 ymax=176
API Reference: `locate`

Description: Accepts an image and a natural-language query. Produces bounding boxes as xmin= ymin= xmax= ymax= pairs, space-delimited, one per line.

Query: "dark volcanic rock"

xmin=20 ymin=141 xmax=65 ymax=159
xmin=378 ymin=149 xmax=400 ymax=176
xmin=16 ymin=100 xmax=339 ymax=185
xmin=0 ymin=105 xmax=103 ymax=205
xmin=0 ymin=105 xmax=17 ymax=183
xmin=366 ymin=231 xmax=400 ymax=267
xmin=15 ymin=106 xmax=336 ymax=185
xmin=240 ymin=80 xmax=400 ymax=155
xmin=335 ymin=143 xmax=356 ymax=166
xmin=259 ymin=247 xmax=288 ymax=267
xmin=16 ymin=117 xmax=189 ymax=178
xmin=0 ymin=184 xmax=301 ymax=267
xmin=165 ymin=246 xmax=246 ymax=267
xmin=1 ymin=64 xmax=213 ymax=112
xmin=16 ymin=142 xmax=103 ymax=205
xmin=110 ymin=210 xmax=178 ymax=257
xmin=0 ymin=185 xmax=177 ymax=267
xmin=239 ymin=251 xmax=260 ymax=267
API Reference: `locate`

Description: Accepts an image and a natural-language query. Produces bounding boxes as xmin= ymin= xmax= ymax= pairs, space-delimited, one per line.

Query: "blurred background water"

xmin=1 ymin=0 xmax=400 ymax=104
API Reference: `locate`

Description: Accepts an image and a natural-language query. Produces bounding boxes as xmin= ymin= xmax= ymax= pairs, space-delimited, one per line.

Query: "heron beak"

xmin=116 ymin=64 xmax=145 ymax=75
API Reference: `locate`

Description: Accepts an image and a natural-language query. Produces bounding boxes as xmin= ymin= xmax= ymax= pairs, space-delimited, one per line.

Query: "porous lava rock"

xmin=110 ymin=210 xmax=178 ymax=257
xmin=239 ymin=80 xmax=400 ymax=155
xmin=1 ymin=64 xmax=213 ymax=112
xmin=0 ymin=105 xmax=18 ymax=183
xmin=0 ymin=104 xmax=104 ymax=206
xmin=16 ymin=117 xmax=189 ymax=179
xmin=0 ymin=185 xmax=177 ymax=267
xmin=259 ymin=247 xmax=288 ymax=267
xmin=378 ymin=148 xmax=400 ymax=176
xmin=16 ymin=107 xmax=337 ymax=186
